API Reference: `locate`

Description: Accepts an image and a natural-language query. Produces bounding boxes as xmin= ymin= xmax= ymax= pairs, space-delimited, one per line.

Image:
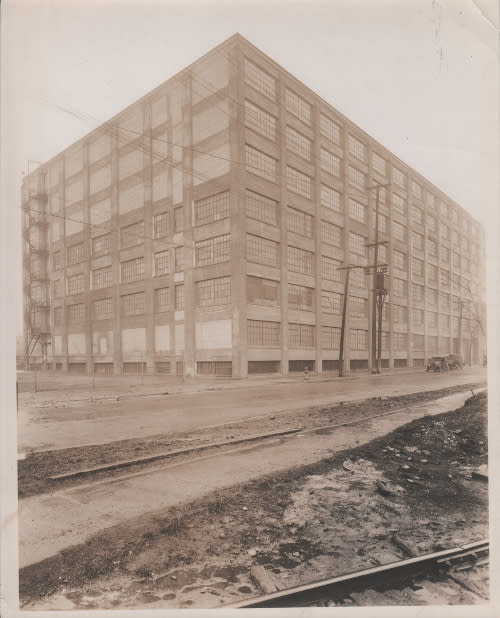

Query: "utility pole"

xmin=337 ymin=263 xmax=376 ymax=378
xmin=367 ymin=182 xmax=391 ymax=374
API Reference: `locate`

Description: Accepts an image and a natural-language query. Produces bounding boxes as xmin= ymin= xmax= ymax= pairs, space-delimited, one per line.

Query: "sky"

xmin=1 ymin=0 xmax=499 ymax=338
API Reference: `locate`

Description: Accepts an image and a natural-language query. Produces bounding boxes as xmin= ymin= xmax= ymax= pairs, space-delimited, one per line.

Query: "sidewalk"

xmin=18 ymin=390 xmax=478 ymax=569
xmin=17 ymin=366 xmax=470 ymax=408
xmin=17 ymin=368 xmax=486 ymax=453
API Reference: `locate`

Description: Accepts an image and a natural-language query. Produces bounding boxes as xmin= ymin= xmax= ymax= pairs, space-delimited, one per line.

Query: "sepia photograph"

xmin=1 ymin=0 xmax=498 ymax=615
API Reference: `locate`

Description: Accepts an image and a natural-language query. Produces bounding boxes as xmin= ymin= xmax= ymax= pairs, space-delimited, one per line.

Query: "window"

xmin=286 ymin=167 xmax=312 ymax=198
xmin=154 ymin=250 xmax=170 ymax=275
xmin=427 ymin=215 xmax=436 ymax=232
xmin=195 ymin=191 xmax=230 ymax=227
xmin=413 ymin=333 xmax=424 ymax=351
xmin=246 ymin=189 xmax=277 ymax=225
xmin=246 ymin=145 xmax=276 ymax=182
xmin=92 ymin=265 xmax=113 ymax=289
xmin=321 ymin=220 xmax=342 ymax=247
xmin=288 ymin=284 xmax=313 ymax=311
xmin=439 ymin=314 xmax=450 ymax=329
xmin=154 ymin=211 xmax=169 ymax=238
xmin=427 ymin=311 xmax=438 ymax=327
xmin=412 ymin=206 xmax=424 ymax=225
xmin=248 ymin=320 xmax=280 ymax=347
xmin=348 ymin=199 xmax=366 ymax=223
xmin=350 ymin=295 xmax=367 ymax=317
xmin=372 ymin=152 xmax=386 ymax=175
xmin=392 ymin=193 xmax=406 ymax=214
xmin=175 ymin=246 xmax=184 ymax=272
xmin=155 ymin=287 xmax=170 ymax=313
xmin=244 ymin=100 xmax=276 ymax=140
xmin=320 ymin=148 xmax=341 ymax=177
xmin=121 ymin=221 xmax=145 ymax=248
xmin=371 ymin=211 xmax=387 ymax=233
xmin=67 ymin=272 xmax=87 ymax=295
xmin=92 ymin=233 xmax=112 ymax=257
xmin=121 ymin=256 xmax=145 ymax=283
xmin=53 ymin=251 xmax=62 ymax=270
xmin=428 ymin=263 xmax=438 ymax=283
xmin=413 ymin=308 xmax=424 ymax=325
xmin=412 ymin=231 xmax=424 ymax=251
xmin=428 ymin=238 xmax=437 ymax=257
xmin=440 ymin=201 xmax=448 ymax=217
xmin=247 ymin=276 xmax=280 ymax=306
xmin=320 ymin=114 xmax=341 ymax=144
xmin=412 ymin=283 xmax=424 ymax=303
xmin=349 ymin=232 xmax=366 ymax=256
xmin=121 ymin=292 xmax=145 ymax=316
xmin=175 ymin=285 xmax=184 ymax=310
xmin=285 ymin=89 xmax=311 ymax=124
xmin=67 ymin=242 xmax=88 ymax=265
xmin=286 ymin=126 xmax=311 ymax=160
xmin=440 ymin=269 xmax=450 ymax=288
xmin=197 ymin=276 xmax=231 ymax=307
xmin=428 ymin=335 xmax=438 ymax=352
xmin=453 ymin=252 xmax=460 ymax=268
xmin=392 ymin=277 xmax=406 ymax=297
xmin=439 ymin=222 xmax=449 ymax=241
xmin=174 ymin=207 xmax=184 ymax=232
xmin=393 ymin=249 xmax=406 ymax=271
xmin=321 ymin=326 xmax=341 ymax=349
xmin=441 ymin=247 xmax=450 ymax=264
xmin=393 ymin=167 xmax=405 ymax=186
xmin=53 ymin=279 xmax=63 ymax=298
xmin=320 ymin=184 xmax=341 ymax=212
xmin=428 ymin=288 xmax=438 ymax=305
xmin=195 ymin=234 xmax=231 ymax=266
xmin=348 ymin=165 xmax=365 ymax=189
xmin=54 ymin=306 xmax=64 ymax=326
xmin=393 ymin=332 xmax=408 ymax=351
xmin=412 ymin=257 xmax=424 ymax=278
xmin=348 ymin=135 xmax=366 ymax=161
xmin=393 ymin=304 xmax=407 ymax=323
xmin=288 ymin=207 xmax=313 ymax=238
xmin=247 ymin=234 xmax=279 ymax=267
xmin=321 ymin=255 xmax=342 ymax=282
xmin=288 ymin=246 xmax=313 ymax=275
xmin=351 ymin=329 xmax=368 ymax=350
xmin=411 ymin=180 xmax=422 ymax=198
xmin=321 ymin=290 xmax=342 ymax=314
xmin=288 ymin=323 xmax=315 ymax=347
xmin=245 ymin=59 xmax=275 ymax=100
xmin=68 ymin=303 xmax=86 ymax=323
xmin=452 ymin=230 xmax=459 ymax=245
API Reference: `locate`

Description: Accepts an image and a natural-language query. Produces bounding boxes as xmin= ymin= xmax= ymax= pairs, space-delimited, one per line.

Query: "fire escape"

xmin=23 ymin=169 xmax=50 ymax=369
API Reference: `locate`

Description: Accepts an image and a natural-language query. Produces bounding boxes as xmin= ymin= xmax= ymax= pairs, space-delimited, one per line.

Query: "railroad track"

xmin=227 ymin=539 xmax=489 ymax=608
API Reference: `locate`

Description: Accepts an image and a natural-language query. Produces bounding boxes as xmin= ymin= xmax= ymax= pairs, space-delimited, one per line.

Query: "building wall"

xmin=21 ymin=34 xmax=487 ymax=376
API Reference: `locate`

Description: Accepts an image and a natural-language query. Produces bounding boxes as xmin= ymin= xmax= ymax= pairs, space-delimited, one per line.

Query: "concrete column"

xmin=61 ymin=157 xmax=69 ymax=371
xmin=143 ymin=100 xmax=155 ymax=374
xmin=278 ymin=78 xmax=289 ymax=376
xmin=110 ymin=126 xmax=122 ymax=375
xmin=82 ymin=142 xmax=93 ymax=375
xmin=229 ymin=43 xmax=248 ymax=379
xmin=312 ymin=104 xmax=322 ymax=374
xmin=341 ymin=128 xmax=351 ymax=375
xmin=181 ymin=78 xmax=196 ymax=379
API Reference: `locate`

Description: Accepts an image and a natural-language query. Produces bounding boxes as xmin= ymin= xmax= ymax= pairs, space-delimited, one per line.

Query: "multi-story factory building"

xmin=21 ymin=34 xmax=486 ymax=378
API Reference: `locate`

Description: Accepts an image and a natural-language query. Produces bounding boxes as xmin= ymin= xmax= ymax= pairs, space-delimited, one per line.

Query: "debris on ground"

xmin=20 ymin=391 xmax=488 ymax=609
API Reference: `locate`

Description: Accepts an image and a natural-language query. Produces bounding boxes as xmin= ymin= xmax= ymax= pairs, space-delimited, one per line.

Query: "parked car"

xmin=426 ymin=356 xmax=449 ymax=372
xmin=446 ymin=354 xmax=464 ymax=370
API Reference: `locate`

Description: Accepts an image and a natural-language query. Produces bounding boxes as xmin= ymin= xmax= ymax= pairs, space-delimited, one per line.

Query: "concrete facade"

xmin=21 ymin=34 xmax=486 ymax=378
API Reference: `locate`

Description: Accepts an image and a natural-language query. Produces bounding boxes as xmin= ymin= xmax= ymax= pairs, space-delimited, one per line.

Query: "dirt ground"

xmin=18 ymin=382 xmax=483 ymax=498
xmin=20 ymin=390 xmax=488 ymax=610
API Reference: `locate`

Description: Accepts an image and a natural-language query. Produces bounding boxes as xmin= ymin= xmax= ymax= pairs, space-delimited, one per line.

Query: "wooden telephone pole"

xmin=367 ymin=182 xmax=390 ymax=374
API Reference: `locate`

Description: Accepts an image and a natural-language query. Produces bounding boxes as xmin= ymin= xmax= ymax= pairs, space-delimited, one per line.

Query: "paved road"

xmin=18 ymin=368 xmax=486 ymax=452
xmin=19 ymin=390 xmax=478 ymax=568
